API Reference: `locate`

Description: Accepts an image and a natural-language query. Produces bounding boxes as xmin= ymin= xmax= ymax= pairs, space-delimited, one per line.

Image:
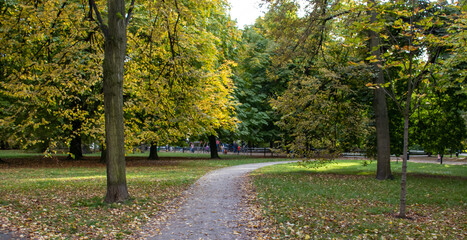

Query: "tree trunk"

xmin=399 ymin=112 xmax=410 ymax=218
xmin=100 ymin=142 xmax=106 ymax=164
xmin=370 ymin=1 xmax=392 ymax=180
xmin=103 ymin=0 xmax=129 ymax=203
xmin=374 ymin=81 xmax=392 ymax=180
xmin=148 ymin=142 xmax=159 ymax=160
xmin=0 ymin=140 xmax=9 ymax=150
xmin=209 ymin=135 xmax=220 ymax=159
xmin=68 ymin=121 xmax=83 ymax=160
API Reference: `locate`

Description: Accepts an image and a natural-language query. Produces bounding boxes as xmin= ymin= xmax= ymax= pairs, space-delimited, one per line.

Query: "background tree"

xmin=234 ymin=23 xmax=286 ymax=148
xmin=123 ymin=0 xmax=238 ymax=160
xmin=262 ymin=0 xmax=373 ymax=158
xmin=369 ymin=0 xmax=392 ymax=180
xmin=0 ymin=0 xmax=104 ymax=156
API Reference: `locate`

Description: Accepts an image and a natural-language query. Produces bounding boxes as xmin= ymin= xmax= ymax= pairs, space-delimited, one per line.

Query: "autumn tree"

xmin=123 ymin=0 xmax=238 ymax=160
xmin=365 ymin=0 xmax=465 ymax=217
xmin=261 ymin=0 xmax=373 ymax=158
xmin=0 ymin=0 xmax=104 ymax=156
xmin=89 ymin=0 xmax=136 ymax=203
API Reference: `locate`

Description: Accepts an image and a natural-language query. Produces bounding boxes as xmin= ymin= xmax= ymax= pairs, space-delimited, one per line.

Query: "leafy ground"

xmin=0 ymin=153 xmax=283 ymax=239
xmin=251 ymin=160 xmax=467 ymax=239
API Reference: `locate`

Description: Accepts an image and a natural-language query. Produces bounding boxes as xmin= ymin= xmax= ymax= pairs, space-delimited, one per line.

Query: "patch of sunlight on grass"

xmin=320 ymin=162 xmax=360 ymax=169
xmin=300 ymin=161 xmax=362 ymax=171
xmin=25 ymin=175 xmax=106 ymax=182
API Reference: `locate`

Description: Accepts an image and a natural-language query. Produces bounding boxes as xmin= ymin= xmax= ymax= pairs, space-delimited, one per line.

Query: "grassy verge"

xmin=252 ymin=160 xmax=467 ymax=239
xmin=0 ymin=157 xmax=283 ymax=239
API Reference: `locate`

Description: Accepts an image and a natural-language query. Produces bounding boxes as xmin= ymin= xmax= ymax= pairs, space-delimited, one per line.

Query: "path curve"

xmin=146 ymin=161 xmax=294 ymax=240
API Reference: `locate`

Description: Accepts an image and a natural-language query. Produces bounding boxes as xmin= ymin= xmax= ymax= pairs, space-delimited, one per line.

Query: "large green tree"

xmin=234 ymin=23 xmax=285 ymax=148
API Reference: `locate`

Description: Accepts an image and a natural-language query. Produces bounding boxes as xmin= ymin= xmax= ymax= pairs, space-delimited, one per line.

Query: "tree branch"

xmin=323 ymin=10 xmax=351 ymax=22
xmin=89 ymin=0 xmax=108 ymax=38
xmin=125 ymin=0 xmax=136 ymax=26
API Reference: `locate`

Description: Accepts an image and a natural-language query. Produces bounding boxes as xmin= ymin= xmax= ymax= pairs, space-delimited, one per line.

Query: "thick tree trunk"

xmin=103 ymin=0 xmax=129 ymax=203
xmin=209 ymin=135 xmax=220 ymax=159
xmin=374 ymin=86 xmax=392 ymax=180
xmin=100 ymin=143 xmax=107 ymax=164
xmin=148 ymin=142 xmax=159 ymax=160
xmin=69 ymin=136 xmax=83 ymax=160
xmin=370 ymin=2 xmax=392 ymax=180
xmin=68 ymin=121 xmax=83 ymax=160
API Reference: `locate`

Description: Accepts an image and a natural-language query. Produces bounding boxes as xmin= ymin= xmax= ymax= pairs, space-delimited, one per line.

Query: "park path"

xmin=143 ymin=161 xmax=294 ymax=240
xmin=0 ymin=230 xmax=24 ymax=240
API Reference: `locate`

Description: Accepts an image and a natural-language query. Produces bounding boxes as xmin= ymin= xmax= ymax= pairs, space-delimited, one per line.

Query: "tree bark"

xmin=209 ymin=135 xmax=220 ymax=159
xmin=148 ymin=142 xmax=159 ymax=160
xmin=399 ymin=112 xmax=410 ymax=218
xmin=374 ymin=79 xmax=392 ymax=180
xmin=103 ymin=0 xmax=129 ymax=203
xmin=370 ymin=1 xmax=392 ymax=180
xmin=100 ymin=142 xmax=106 ymax=164
xmin=68 ymin=120 xmax=83 ymax=160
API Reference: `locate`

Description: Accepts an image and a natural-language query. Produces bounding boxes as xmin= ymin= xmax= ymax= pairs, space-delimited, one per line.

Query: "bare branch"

xmin=323 ymin=10 xmax=351 ymax=22
xmin=125 ymin=0 xmax=136 ymax=26
xmin=50 ymin=1 xmax=68 ymax=30
xmin=381 ymin=84 xmax=403 ymax=112
xmin=89 ymin=0 xmax=108 ymax=37
xmin=383 ymin=69 xmax=403 ymax=112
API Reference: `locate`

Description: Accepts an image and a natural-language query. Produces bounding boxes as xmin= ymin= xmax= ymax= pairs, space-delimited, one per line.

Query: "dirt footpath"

xmin=139 ymin=161 xmax=294 ymax=240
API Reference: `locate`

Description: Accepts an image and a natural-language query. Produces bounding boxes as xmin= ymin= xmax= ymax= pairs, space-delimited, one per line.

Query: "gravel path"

xmin=0 ymin=233 xmax=11 ymax=240
xmin=0 ymin=231 xmax=24 ymax=240
xmin=145 ymin=161 xmax=294 ymax=240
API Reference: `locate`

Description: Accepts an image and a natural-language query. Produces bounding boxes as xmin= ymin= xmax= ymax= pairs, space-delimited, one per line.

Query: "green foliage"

xmin=412 ymin=83 xmax=467 ymax=154
xmin=259 ymin=0 xmax=376 ymax=157
xmin=0 ymin=0 xmax=104 ymax=151
xmin=0 ymin=0 xmax=242 ymax=153
xmin=124 ymin=0 xmax=239 ymax=148
xmin=233 ymin=23 xmax=284 ymax=146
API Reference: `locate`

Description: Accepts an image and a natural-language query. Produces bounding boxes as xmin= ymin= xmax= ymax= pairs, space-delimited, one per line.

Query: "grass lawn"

xmin=0 ymin=149 xmax=256 ymax=160
xmin=0 ymin=150 xmax=58 ymax=158
xmin=252 ymin=160 xmax=467 ymax=239
xmin=0 ymin=154 xmax=283 ymax=239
